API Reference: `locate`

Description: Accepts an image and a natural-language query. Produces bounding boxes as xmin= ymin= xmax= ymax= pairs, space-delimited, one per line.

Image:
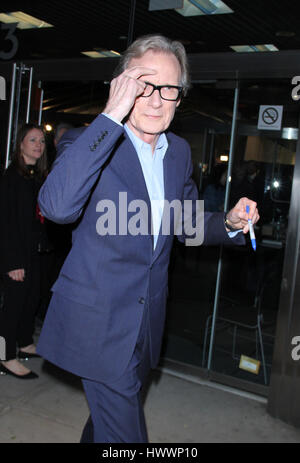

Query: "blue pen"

xmin=246 ymin=205 xmax=256 ymax=251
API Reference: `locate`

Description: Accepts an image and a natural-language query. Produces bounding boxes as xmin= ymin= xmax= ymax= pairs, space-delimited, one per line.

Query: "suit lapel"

xmin=113 ymin=134 xmax=150 ymax=205
xmin=152 ymin=137 xmax=177 ymax=263
xmin=112 ymin=133 xmax=153 ymax=242
xmin=113 ymin=131 xmax=177 ymax=260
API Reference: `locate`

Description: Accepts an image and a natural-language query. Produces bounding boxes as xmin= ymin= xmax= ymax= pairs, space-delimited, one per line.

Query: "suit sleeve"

xmin=178 ymin=143 xmax=245 ymax=247
xmin=38 ymin=114 xmax=124 ymax=224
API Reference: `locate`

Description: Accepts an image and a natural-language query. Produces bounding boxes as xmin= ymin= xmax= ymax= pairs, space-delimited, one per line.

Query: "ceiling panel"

xmin=0 ymin=0 xmax=300 ymax=60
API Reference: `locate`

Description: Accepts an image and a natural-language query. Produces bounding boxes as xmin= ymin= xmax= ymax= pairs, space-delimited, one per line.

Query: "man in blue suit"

xmin=37 ymin=34 xmax=259 ymax=443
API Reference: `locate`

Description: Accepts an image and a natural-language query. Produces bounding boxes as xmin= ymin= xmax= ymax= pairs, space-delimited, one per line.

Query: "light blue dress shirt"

xmin=124 ymin=124 xmax=168 ymax=249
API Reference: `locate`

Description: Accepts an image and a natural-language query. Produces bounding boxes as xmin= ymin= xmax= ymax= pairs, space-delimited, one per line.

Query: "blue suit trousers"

xmin=80 ymin=303 xmax=151 ymax=443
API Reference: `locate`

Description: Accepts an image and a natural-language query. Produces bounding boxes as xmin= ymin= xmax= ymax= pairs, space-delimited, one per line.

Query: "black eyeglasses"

xmin=141 ymin=82 xmax=183 ymax=101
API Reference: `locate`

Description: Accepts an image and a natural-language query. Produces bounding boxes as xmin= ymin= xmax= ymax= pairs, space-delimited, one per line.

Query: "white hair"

xmin=114 ymin=34 xmax=190 ymax=96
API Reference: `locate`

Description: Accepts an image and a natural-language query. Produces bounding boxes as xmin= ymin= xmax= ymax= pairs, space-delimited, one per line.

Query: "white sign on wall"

xmin=257 ymin=105 xmax=283 ymax=131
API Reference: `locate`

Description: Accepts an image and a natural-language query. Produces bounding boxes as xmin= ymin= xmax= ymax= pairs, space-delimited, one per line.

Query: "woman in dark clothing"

xmin=0 ymin=123 xmax=48 ymax=379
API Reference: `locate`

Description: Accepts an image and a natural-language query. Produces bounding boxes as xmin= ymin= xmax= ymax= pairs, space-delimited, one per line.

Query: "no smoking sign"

xmin=258 ymin=105 xmax=283 ymax=131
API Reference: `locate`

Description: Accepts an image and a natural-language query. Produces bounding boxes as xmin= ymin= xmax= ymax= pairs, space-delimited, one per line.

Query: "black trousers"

xmin=0 ymin=254 xmax=41 ymax=360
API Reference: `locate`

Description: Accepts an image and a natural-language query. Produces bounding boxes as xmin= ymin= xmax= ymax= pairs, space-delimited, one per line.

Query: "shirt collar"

xmin=124 ymin=123 xmax=168 ymax=158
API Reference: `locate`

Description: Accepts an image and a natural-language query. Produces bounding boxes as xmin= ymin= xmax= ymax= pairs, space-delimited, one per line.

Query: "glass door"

xmin=3 ymin=62 xmax=42 ymax=168
xmin=161 ymin=80 xmax=236 ymax=370
xmin=161 ymin=77 xmax=298 ymax=393
xmin=208 ymin=80 xmax=297 ymax=388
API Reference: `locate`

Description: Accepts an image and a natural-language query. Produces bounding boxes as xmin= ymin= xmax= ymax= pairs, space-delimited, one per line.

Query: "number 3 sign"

xmin=0 ymin=22 xmax=19 ymax=60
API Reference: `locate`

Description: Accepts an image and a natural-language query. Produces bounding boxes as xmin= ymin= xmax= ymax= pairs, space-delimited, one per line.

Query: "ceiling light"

xmin=0 ymin=11 xmax=53 ymax=29
xmin=45 ymin=124 xmax=53 ymax=132
xmin=175 ymin=0 xmax=233 ymax=17
xmin=149 ymin=0 xmax=183 ymax=11
xmin=276 ymin=31 xmax=295 ymax=38
xmin=81 ymin=51 xmax=104 ymax=59
xmin=81 ymin=49 xmax=120 ymax=59
xmin=230 ymin=44 xmax=279 ymax=52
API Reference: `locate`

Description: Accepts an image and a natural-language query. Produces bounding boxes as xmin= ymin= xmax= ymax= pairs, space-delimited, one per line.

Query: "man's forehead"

xmin=127 ymin=50 xmax=181 ymax=82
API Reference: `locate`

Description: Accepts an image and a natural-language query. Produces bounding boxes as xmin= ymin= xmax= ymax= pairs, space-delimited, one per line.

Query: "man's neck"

xmin=125 ymin=122 xmax=160 ymax=154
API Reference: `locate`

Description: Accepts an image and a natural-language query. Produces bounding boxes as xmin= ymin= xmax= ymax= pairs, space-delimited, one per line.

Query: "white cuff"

xmin=228 ymin=230 xmax=242 ymax=238
xmin=102 ymin=113 xmax=123 ymax=127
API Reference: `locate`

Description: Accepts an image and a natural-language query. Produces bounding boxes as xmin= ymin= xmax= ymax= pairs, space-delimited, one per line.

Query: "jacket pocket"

xmin=51 ymin=274 xmax=98 ymax=307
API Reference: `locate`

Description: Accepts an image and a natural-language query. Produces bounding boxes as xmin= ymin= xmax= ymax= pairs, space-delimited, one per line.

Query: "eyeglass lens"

xmin=142 ymin=83 xmax=181 ymax=100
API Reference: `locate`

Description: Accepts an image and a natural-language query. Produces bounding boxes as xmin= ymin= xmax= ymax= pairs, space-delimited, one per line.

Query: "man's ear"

xmin=176 ymin=98 xmax=181 ymax=108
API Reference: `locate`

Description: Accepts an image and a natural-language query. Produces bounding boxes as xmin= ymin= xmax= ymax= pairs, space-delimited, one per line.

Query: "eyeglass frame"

xmin=140 ymin=81 xmax=183 ymax=101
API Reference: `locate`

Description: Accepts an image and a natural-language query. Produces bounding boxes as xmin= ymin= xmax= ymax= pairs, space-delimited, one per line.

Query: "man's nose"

xmin=148 ymin=89 xmax=163 ymax=106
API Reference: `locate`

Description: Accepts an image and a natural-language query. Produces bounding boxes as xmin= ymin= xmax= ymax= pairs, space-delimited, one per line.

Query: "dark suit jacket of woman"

xmin=0 ymin=163 xmax=43 ymax=275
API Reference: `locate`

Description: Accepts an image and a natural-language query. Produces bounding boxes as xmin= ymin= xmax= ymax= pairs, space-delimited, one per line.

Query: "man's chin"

xmin=140 ymin=120 xmax=167 ymax=135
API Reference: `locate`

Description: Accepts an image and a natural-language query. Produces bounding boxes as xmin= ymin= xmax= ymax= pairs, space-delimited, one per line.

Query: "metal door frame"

xmin=5 ymin=63 xmax=43 ymax=168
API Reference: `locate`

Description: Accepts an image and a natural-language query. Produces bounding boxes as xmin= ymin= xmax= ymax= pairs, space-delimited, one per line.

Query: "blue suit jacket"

xmin=37 ymin=114 xmax=244 ymax=382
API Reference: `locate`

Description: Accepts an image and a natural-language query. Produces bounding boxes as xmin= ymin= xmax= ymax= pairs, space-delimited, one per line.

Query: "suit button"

xmin=139 ymin=297 xmax=145 ymax=304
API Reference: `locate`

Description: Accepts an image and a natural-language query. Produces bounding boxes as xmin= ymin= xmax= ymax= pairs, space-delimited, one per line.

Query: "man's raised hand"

xmin=103 ymin=66 xmax=156 ymax=122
